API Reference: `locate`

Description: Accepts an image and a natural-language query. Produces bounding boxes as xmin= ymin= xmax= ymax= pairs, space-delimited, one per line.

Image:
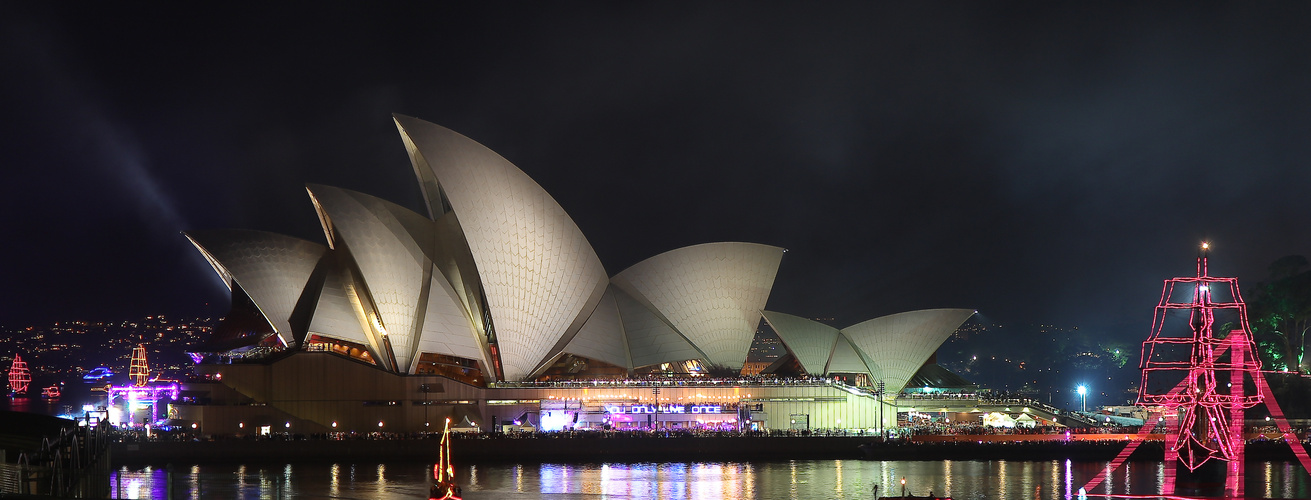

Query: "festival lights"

xmin=7 ymin=354 xmax=30 ymax=395
xmin=1112 ymin=243 xmax=1311 ymax=497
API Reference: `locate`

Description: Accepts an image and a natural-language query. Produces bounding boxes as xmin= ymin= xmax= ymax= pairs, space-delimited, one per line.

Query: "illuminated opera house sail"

xmin=185 ymin=115 xmax=972 ymax=386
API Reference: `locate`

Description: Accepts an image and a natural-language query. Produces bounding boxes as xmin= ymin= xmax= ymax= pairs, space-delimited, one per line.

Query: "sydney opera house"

xmin=174 ymin=115 xmax=975 ymax=435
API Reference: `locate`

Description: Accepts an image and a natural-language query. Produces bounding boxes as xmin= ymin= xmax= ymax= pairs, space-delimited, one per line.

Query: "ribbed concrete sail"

xmin=185 ymin=230 xmax=326 ymax=346
xmin=560 ymin=288 xmax=631 ymax=370
xmin=184 ymin=116 xmax=977 ymax=386
xmin=307 ymin=185 xmax=432 ymax=372
xmin=614 ymin=288 xmax=703 ymax=368
xmin=841 ymin=309 xmax=974 ymax=393
xmin=761 ymin=311 xmax=840 ymax=376
xmin=413 ymin=272 xmax=488 ymax=372
xmin=393 ymin=115 xmax=609 ymax=381
xmin=612 ymin=242 xmax=783 ymax=369
xmin=307 ymin=265 xmax=372 ymax=348
xmin=827 ymin=335 xmax=879 ymax=377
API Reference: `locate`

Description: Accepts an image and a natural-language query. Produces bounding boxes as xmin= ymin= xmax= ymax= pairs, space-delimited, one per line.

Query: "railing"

xmin=15 ymin=420 xmax=113 ymax=498
xmin=489 ymin=377 xmax=841 ymax=389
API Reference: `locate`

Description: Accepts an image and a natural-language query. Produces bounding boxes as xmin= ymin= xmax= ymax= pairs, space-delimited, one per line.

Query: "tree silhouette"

xmin=1249 ymin=255 xmax=1311 ymax=372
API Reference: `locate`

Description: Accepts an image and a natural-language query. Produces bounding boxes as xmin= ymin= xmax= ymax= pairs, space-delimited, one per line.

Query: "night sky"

xmin=4 ymin=3 xmax=1311 ymax=356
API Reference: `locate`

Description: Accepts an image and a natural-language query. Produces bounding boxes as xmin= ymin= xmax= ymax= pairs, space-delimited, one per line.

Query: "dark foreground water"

xmin=108 ymin=459 xmax=1311 ymax=499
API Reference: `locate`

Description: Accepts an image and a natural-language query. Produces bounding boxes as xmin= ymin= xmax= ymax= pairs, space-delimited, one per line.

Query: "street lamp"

xmin=1076 ymin=385 xmax=1087 ymax=413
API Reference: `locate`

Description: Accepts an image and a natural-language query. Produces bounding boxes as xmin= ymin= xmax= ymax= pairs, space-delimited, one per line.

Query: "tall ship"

xmin=8 ymin=354 xmax=31 ymax=396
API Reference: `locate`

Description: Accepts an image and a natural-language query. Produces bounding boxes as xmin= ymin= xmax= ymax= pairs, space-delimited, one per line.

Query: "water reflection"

xmin=329 ymin=463 xmax=340 ymax=497
xmin=104 ymin=459 xmax=1311 ymax=499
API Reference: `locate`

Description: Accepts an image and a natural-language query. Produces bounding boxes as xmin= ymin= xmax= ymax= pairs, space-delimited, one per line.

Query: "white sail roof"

xmin=559 ymin=287 xmax=631 ymax=370
xmin=393 ymin=115 xmax=609 ymax=381
xmin=841 ymin=309 xmax=975 ymax=393
xmin=761 ymin=311 xmax=840 ymax=375
xmin=185 ymin=230 xmax=326 ymax=346
xmin=307 ymin=185 xmax=431 ymax=372
xmin=612 ymin=242 xmax=783 ymax=369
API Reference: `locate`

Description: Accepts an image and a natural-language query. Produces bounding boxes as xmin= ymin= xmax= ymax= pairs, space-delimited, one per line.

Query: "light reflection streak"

xmin=1284 ymin=461 xmax=1294 ymax=498
xmin=1123 ymin=462 xmax=1131 ymax=495
xmin=1022 ymin=461 xmax=1035 ymax=499
xmin=834 ymin=460 xmax=843 ymax=497
xmin=106 ymin=458 xmax=1311 ymax=498
xmin=330 ymin=463 xmax=340 ymax=497
xmin=1103 ymin=461 xmax=1112 ymax=495
xmin=742 ymin=462 xmax=756 ymax=498
xmin=284 ymin=464 xmax=293 ymax=495
xmin=1154 ymin=461 xmax=1163 ymax=496
xmin=881 ymin=460 xmax=891 ymax=496
xmin=1050 ymin=460 xmax=1060 ymax=500
xmin=999 ymin=460 xmax=1007 ymax=494
xmin=1262 ymin=461 xmax=1272 ymax=498
xmin=1065 ymin=459 xmax=1073 ymax=500
xmin=258 ymin=465 xmax=268 ymax=495
xmin=126 ymin=478 xmax=142 ymax=499
xmin=943 ymin=460 xmax=953 ymax=496
xmin=691 ymin=462 xmax=716 ymax=499
xmin=790 ymin=460 xmax=798 ymax=500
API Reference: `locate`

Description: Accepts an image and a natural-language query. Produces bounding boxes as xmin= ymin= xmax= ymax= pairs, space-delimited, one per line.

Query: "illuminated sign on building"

xmin=603 ymin=404 xmax=723 ymax=415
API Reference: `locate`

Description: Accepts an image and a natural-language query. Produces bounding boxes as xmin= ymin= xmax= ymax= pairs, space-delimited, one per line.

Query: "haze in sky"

xmin=2 ymin=3 xmax=1310 ymax=363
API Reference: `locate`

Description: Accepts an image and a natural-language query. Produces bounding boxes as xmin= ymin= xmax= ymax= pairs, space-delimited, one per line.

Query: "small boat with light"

xmin=82 ymin=367 xmax=114 ymax=382
xmin=41 ymin=385 xmax=61 ymax=399
xmin=428 ymin=417 xmax=462 ymax=500
xmin=874 ymin=477 xmax=952 ymax=499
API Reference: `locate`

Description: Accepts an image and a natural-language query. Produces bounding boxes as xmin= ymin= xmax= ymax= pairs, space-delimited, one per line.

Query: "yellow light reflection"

xmin=329 ymin=463 xmax=340 ymax=497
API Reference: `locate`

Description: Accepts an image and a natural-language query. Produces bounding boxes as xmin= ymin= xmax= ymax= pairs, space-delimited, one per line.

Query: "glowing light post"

xmin=1077 ymin=385 xmax=1087 ymax=413
xmin=652 ymin=386 xmax=660 ymax=430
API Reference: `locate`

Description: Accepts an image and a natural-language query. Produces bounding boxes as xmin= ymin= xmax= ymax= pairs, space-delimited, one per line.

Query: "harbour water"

xmin=109 ymin=458 xmax=1311 ymax=499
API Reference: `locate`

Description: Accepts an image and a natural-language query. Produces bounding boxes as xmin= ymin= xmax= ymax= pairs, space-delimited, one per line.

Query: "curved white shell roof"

xmin=186 ymin=116 xmax=975 ymax=385
xmin=827 ymin=336 xmax=879 ymax=376
xmin=761 ymin=311 xmax=840 ymax=375
xmin=307 ymin=265 xmax=371 ymax=348
xmin=393 ymin=115 xmax=609 ymax=381
xmin=185 ymin=230 xmax=326 ymax=346
xmin=613 ymin=287 xmax=704 ymax=368
xmin=841 ymin=308 xmax=975 ymax=393
xmin=415 ymin=274 xmax=489 ymax=371
xmin=561 ymin=288 xmax=631 ymax=370
xmin=613 ymin=242 xmax=784 ymax=368
xmin=306 ymin=185 xmax=432 ymax=371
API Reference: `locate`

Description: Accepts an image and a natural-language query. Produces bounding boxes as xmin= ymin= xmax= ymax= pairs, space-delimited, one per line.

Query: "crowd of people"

xmin=490 ymin=375 xmax=839 ymax=389
xmin=110 ymin=425 xmax=894 ymax=443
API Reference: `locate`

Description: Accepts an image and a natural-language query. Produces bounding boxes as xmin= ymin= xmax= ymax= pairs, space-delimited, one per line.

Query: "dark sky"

xmin=3 ymin=4 xmax=1310 ymax=352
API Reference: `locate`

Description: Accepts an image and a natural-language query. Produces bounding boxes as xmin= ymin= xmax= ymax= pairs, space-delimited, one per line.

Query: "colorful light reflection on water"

xmin=107 ymin=459 xmax=1311 ymax=499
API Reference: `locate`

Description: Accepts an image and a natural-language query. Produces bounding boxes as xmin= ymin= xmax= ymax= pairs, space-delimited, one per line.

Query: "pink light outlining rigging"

xmin=1100 ymin=243 xmax=1311 ymax=497
xmin=1137 ymin=244 xmax=1261 ymax=474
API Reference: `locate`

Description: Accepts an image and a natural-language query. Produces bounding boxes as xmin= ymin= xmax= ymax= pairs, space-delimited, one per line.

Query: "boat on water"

xmin=8 ymin=355 xmax=31 ymax=396
xmin=41 ymin=385 xmax=61 ymax=399
xmin=82 ymin=367 xmax=114 ymax=382
xmin=874 ymin=478 xmax=951 ymax=499
xmin=428 ymin=417 xmax=462 ymax=500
